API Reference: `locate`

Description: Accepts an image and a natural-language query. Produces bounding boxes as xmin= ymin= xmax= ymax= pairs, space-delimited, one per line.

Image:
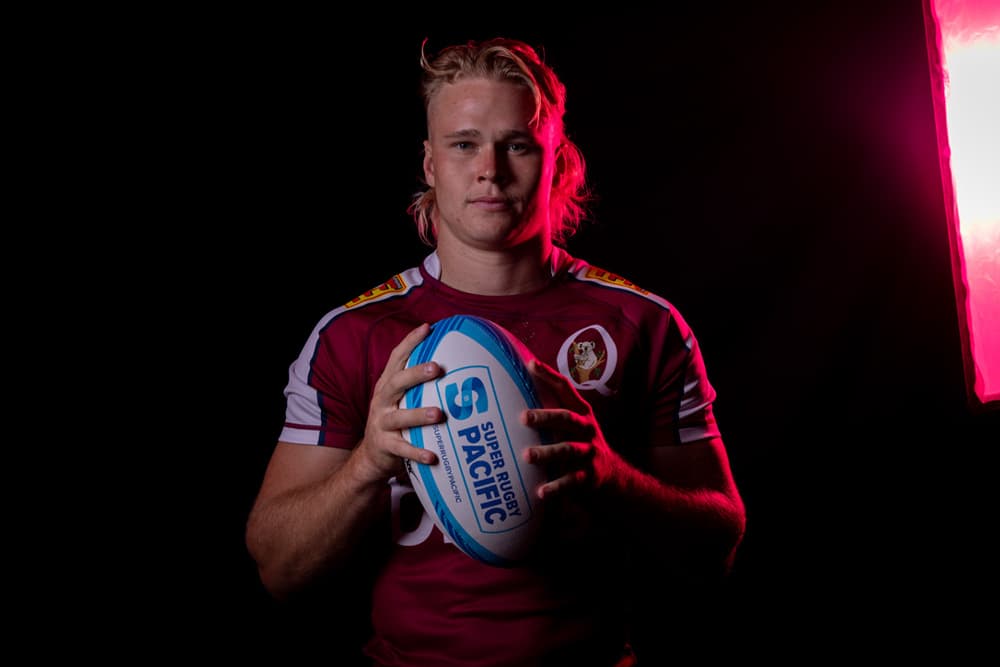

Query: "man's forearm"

xmin=246 ymin=453 xmax=389 ymax=600
xmin=604 ymin=459 xmax=746 ymax=566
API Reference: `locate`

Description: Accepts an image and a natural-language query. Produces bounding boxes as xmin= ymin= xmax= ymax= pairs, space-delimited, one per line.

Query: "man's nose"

xmin=477 ymin=146 xmax=506 ymax=183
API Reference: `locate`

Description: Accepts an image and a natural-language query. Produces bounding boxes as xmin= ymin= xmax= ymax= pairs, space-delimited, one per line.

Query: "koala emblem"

xmin=571 ymin=340 xmax=606 ymax=382
xmin=573 ymin=341 xmax=598 ymax=369
xmin=558 ymin=325 xmax=618 ymax=396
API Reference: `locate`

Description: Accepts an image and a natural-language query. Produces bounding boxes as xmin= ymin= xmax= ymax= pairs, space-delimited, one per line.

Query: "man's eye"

xmin=507 ymin=143 xmax=528 ymax=153
xmin=453 ymin=142 xmax=473 ymax=150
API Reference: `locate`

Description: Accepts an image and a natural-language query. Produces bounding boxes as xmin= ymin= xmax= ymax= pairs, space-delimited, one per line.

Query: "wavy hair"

xmin=408 ymin=38 xmax=590 ymax=247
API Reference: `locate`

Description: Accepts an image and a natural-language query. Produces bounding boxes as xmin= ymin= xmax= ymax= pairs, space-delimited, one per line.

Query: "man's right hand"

xmin=352 ymin=322 xmax=445 ymax=485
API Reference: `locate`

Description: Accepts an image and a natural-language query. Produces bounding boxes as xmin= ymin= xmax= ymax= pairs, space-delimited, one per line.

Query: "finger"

xmin=377 ymin=324 xmax=444 ymax=403
xmin=528 ymin=359 xmax=589 ymax=412
xmin=395 ymin=322 xmax=432 ymax=360
xmin=383 ymin=323 xmax=434 ymax=378
xmin=537 ymin=469 xmax=589 ymax=499
xmin=386 ymin=433 xmax=439 ymax=466
xmin=523 ymin=441 xmax=592 ymax=466
xmin=401 ymin=441 xmax=438 ymax=466
xmin=522 ymin=408 xmax=594 ymax=439
xmin=388 ymin=406 xmax=445 ymax=432
xmin=359 ymin=431 xmax=438 ymax=473
xmin=390 ymin=407 xmax=444 ymax=465
xmin=387 ymin=361 xmax=444 ymax=405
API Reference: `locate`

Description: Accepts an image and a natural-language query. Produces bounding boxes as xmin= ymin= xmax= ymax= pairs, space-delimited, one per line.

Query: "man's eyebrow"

xmin=499 ymin=130 xmax=537 ymax=142
xmin=442 ymin=129 xmax=537 ymax=141
xmin=443 ymin=129 xmax=482 ymax=139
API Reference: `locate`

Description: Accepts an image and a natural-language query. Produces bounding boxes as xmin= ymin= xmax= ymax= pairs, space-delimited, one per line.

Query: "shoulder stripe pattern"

xmin=344 ymin=272 xmax=413 ymax=309
xmin=571 ymin=264 xmax=673 ymax=311
xmin=315 ymin=265 xmax=424 ymax=334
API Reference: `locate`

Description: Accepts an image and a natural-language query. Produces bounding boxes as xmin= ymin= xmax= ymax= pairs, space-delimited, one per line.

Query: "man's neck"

xmin=435 ymin=240 xmax=553 ymax=296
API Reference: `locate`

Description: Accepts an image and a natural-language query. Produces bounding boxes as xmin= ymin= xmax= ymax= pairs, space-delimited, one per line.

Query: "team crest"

xmin=571 ymin=339 xmax=606 ymax=383
xmin=345 ymin=274 xmax=407 ymax=308
xmin=557 ymin=325 xmax=618 ymax=396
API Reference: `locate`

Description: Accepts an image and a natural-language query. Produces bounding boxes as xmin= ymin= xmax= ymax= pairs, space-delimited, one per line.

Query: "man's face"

xmin=423 ymin=77 xmax=557 ymax=251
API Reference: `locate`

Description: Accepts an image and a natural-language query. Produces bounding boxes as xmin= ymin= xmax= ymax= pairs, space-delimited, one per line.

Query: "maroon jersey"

xmin=280 ymin=249 xmax=720 ymax=666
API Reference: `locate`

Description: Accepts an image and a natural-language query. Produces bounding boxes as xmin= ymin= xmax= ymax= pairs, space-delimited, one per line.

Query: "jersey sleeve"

xmin=650 ymin=306 xmax=721 ymax=446
xmin=278 ymin=311 xmax=367 ymax=449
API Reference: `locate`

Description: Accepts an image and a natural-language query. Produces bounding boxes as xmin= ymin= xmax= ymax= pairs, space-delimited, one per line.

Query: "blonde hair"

xmin=408 ymin=37 xmax=590 ymax=247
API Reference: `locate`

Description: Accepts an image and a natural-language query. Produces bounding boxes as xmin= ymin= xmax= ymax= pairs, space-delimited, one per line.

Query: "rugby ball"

xmin=401 ymin=314 xmax=549 ymax=567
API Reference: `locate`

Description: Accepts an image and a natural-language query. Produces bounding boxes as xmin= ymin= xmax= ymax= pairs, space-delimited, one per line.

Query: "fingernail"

xmin=426 ymin=408 xmax=437 ymax=420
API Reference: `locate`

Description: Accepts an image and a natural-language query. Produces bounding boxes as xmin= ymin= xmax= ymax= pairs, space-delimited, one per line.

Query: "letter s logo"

xmin=444 ymin=376 xmax=488 ymax=420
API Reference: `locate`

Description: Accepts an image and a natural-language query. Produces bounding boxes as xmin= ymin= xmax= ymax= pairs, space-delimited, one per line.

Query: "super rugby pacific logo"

xmin=557 ymin=325 xmax=618 ymax=396
xmin=437 ymin=366 xmax=532 ymax=533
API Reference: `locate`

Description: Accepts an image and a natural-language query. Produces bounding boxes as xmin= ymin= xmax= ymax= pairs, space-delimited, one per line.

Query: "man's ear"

xmin=422 ymin=140 xmax=435 ymax=187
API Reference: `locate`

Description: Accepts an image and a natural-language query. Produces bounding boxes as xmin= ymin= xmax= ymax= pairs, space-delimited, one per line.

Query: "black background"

xmin=137 ymin=2 xmax=998 ymax=662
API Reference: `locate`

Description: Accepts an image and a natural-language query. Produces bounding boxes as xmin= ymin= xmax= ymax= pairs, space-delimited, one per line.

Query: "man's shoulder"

xmin=563 ymin=259 xmax=675 ymax=314
xmin=311 ymin=264 xmax=426 ymax=336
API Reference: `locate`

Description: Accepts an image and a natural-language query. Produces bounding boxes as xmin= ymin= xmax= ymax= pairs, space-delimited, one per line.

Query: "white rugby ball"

xmin=401 ymin=314 xmax=548 ymax=567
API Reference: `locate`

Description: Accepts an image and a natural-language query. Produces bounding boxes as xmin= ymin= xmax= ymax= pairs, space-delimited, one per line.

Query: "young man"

xmin=246 ymin=37 xmax=745 ymax=666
